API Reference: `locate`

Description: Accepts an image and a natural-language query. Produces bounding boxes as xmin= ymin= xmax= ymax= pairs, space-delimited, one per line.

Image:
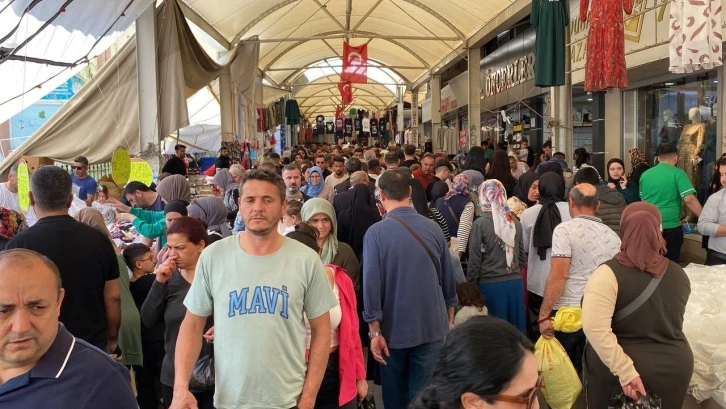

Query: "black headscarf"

xmin=336 ymin=184 xmax=380 ymax=261
xmin=536 ymin=161 xmax=564 ymax=178
xmin=532 ymin=172 xmax=565 ymax=260
xmin=429 ymin=181 xmax=450 ymax=208
xmin=606 ymin=158 xmax=625 ymax=185
xmin=513 ymin=173 xmax=539 ymax=207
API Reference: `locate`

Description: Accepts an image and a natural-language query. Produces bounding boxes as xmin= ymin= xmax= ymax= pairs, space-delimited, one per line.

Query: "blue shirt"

xmin=71 ymin=174 xmax=97 ymax=201
xmin=0 ymin=324 xmax=137 ymax=409
xmin=362 ymin=207 xmax=457 ymax=349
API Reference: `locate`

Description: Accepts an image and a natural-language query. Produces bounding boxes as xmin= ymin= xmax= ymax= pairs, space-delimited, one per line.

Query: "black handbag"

xmin=358 ymin=392 xmax=377 ymax=409
xmin=608 ymin=392 xmax=662 ymax=409
xmin=188 ymin=341 xmax=214 ymax=392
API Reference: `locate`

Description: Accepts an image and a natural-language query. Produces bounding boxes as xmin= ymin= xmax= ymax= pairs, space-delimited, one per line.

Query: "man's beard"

xmin=247 ymin=225 xmax=276 ymax=236
xmin=335 ymin=170 xmax=343 ymax=176
xmin=287 ymin=185 xmax=300 ymax=194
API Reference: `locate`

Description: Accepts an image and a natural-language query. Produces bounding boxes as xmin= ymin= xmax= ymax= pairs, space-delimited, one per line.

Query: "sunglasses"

xmin=490 ymin=371 xmax=543 ymax=409
xmin=72 ymin=166 xmax=86 ymax=170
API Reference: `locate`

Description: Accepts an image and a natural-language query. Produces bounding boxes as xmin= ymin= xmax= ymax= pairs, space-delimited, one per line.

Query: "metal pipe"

xmin=242 ymin=34 xmax=460 ymax=43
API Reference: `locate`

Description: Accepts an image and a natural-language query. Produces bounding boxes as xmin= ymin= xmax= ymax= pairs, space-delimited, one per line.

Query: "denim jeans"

xmin=379 ymin=341 xmax=443 ymax=409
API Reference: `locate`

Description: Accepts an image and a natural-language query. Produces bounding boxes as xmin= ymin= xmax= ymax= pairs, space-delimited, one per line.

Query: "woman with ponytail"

xmin=411 ymin=316 xmax=541 ymax=409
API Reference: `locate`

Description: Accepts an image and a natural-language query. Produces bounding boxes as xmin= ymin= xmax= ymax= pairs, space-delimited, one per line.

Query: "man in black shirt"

xmin=215 ymin=147 xmax=231 ymax=171
xmin=400 ymin=144 xmax=420 ymax=168
xmin=6 ymin=166 xmax=120 ymax=352
xmin=162 ymin=144 xmax=188 ymax=176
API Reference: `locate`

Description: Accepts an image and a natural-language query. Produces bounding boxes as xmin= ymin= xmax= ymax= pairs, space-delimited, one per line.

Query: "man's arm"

xmin=103 ymin=279 xmax=121 ymax=353
xmin=539 ymin=257 xmax=571 ymax=320
xmin=683 ymin=194 xmax=703 ymax=217
xmin=172 ymin=312 xmax=207 ymax=402
xmin=299 ymin=313 xmax=332 ymax=409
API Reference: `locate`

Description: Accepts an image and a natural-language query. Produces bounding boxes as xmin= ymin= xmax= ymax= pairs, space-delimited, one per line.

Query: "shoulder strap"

xmin=613 ymin=274 xmax=663 ymax=323
xmin=389 ymin=216 xmax=441 ymax=284
xmin=445 ymin=201 xmax=459 ymax=224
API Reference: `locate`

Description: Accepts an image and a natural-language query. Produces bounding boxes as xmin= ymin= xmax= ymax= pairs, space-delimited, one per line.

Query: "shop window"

xmin=632 ymin=74 xmax=718 ymax=204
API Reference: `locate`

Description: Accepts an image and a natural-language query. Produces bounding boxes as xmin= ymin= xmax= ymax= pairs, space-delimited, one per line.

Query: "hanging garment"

xmin=669 ymin=0 xmax=723 ymax=74
xmin=285 ymin=100 xmax=300 ymax=125
xmin=581 ymin=0 xmax=632 ymax=92
xmin=256 ymin=108 xmax=266 ymax=132
xmin=531 ymin=0 xmax=569 ymax=87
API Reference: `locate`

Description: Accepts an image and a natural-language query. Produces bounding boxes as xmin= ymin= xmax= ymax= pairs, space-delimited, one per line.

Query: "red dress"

xmin=581 ymin=0 xmax=633 ymax=92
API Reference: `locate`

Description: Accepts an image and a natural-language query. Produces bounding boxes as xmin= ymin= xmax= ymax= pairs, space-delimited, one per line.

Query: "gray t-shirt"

xmin=184 ymin=236 xmax=338 ymax=409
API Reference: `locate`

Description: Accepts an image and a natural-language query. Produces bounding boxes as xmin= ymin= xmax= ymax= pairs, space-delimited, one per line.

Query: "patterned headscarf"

xmin=627 ymin=148 xmax=647 ymax=179
xmin=462 ymin=170 xmax=485 ymax=191
xmin=445 ymin=174 xmax=472 ymax=201
xmin=478 ymin=180 xmax=517 ymax=270
xmin=0 ymin=208 xmax=26 ymax=240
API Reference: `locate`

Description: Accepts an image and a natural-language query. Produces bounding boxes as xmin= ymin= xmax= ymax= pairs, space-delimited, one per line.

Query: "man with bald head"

xmin=537 ymin=183 xmax=621 ymax=373
xmin=0 ymin=249 xmax=136 ymax=408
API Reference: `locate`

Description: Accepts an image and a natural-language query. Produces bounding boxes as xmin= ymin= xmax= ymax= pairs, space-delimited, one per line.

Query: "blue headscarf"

xmin=302 ymin=166 xmax=324 ymax=198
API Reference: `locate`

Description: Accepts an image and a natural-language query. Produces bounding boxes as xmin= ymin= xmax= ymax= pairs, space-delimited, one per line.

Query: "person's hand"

xmin=356 ymin=379 xmax=369 ymax=400
xmin=539 ymin=318 xmax=555 ymax=339
xmin=623 ymin=376 xmax=646 ymax=403
xmin=370 ymin=335 xmax=389 ymax=365
xmin=108 ymin=198 xmax=130 ymax=213
xmin=155 ymin=256 xmax=176 ymax=284
xmin=203 ymin=326 xmax=215 ymax=342
xmin=448 ymin=320 xmax=454 ymax=330
xmin=107 ymin=341 xmax=121 ymax=362
xmin=296 ymin=396 xmax=315 ymax=409
xmin=607 ymin=182 xmax=617 ymax=189
xmin=116 ymin=212 xmax=137 ymax=223
xmin=619 ymin=176 xmax=628 ymax=189
xmin=169 ymin=388 xmax=198 ymax=409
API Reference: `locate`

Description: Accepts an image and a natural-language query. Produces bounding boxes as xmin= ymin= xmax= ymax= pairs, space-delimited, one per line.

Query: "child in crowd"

xmin=454 ymin=282 xmax=488 ymax=326
xmin=92 ymin=185 xmax=117 ymax=225
xmin=281 ymin=200 xmax=303 ymax=235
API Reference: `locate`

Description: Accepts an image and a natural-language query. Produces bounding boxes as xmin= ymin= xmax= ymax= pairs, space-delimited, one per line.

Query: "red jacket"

xmin=330 ymin=264 xmax=366 ymax=405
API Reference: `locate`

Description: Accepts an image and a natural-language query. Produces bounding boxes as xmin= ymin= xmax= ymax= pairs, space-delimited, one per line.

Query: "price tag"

xmin=111 ymin=147 xmax=131 ymax=185
xmin=128 ymin=160 xmax=153 ymax=186
xmin=17 ymin=163 xmax=30 ymax=212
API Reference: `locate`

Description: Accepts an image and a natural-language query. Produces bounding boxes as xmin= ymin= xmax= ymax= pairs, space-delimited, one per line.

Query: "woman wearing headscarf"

xmin=433 ymin=174 xmax=475 ymax=258
xmin=187 ymin=197 xmax=231 ymax=244
xmin=300 ymin=166 xmax=326 ymax=198
xmin=213 ymin=165 xmax=245 ymax=223
xmin=156 ymin=174 xmax=192 ymax=204
xmin=461 ymin=170 xmax=485 ymax=218
xmin=467 ymin=180 xmax=526 ymax=333
xmin=336 ymin=183 xmax=380 ymax=262
xmin=582 ymin=203 xmax=692 ymax=409
xmin=0 ymin=208 xmax=26 ymax=250
xmin=75 ymin=208 xmax=144 ymax=371
xmin=606 ymin=158 xmax=640 ymax=204
xmin=507 ymin=173 xmax=540 ymax=219
xmin=118 ymin=199 xmax=189 ymax=250
xmin=462 ymin=146 xmax=487 ymax=177
xmin=486 ymin=151 xmax=516 ymax=197
xmin=301 ymin=198 xmax=360 ymax=290
xmin=428 ymin=181 xmax=450 ymax=209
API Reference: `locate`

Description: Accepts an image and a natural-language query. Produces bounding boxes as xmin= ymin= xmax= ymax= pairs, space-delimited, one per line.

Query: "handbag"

xmin=607 ymin=392 xmax=662 ymax=409
xmin=358 ymin=392 xmax=377 ymax=409
xmin=188 ymin=340 xmax=215 ymax=392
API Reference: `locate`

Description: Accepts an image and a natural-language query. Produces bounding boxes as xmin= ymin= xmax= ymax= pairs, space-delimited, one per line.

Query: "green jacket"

xmin=130 ymin=207 xmax=166 ymax=248
xmin=117 ymin=255 xmax=143 ymax=366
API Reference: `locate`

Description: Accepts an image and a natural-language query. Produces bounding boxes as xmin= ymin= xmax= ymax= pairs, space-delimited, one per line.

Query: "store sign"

xmin=440 ymin=72 xmax=469 ymax=114
xmin=483 ymin=53 xmax=535 ymax=98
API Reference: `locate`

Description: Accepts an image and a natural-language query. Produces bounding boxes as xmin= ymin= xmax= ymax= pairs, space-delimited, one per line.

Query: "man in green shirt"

xmin=639 ymin=143 xmax=702 ymax=261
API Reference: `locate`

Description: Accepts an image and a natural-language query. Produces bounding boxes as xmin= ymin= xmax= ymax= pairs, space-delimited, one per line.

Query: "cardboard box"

xmin=21 ymin=156 xmax=55 ymax=173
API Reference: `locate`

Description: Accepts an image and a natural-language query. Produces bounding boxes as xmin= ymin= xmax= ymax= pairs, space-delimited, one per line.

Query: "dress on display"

xmin=669 ymin=0 xmax=723 ymax=74
xmin=531 ymin=0 xmax=569 ymax=87
xmin=581 ymin=0 xmax=632 ymax=92
xmin=677 ymin=122 xmax=705 ymax=192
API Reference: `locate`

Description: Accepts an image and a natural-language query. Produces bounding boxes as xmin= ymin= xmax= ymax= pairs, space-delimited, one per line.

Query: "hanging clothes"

xmin=531 ymin=0 xmax=569 ymax=87
xmin=581 ymin=0 xmax=632 ymax=92
xmin=669 ymin=0 xmax=723 ymax=74
xmin=285 ymin=99 xmax=301 ymax=125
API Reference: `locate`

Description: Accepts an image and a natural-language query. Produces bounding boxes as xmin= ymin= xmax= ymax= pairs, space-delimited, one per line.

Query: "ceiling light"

xmin=664 ymin=82 xmax=675 ymax=86
xmin=714 ymin=80 xmax=719 ymax=83
xmin=587 ymin=98 xmax=593 ymax=101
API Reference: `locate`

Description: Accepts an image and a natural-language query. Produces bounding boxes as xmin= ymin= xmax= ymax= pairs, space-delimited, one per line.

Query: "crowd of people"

xmin=0 ymin=136 xmax=714 ymax=409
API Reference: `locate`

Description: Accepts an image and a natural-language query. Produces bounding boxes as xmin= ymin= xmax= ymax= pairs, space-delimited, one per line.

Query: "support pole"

xmin=467 ymin=47 xmax=481 ymax=149
xmin=219 ymin=65 xmax=235 ymax=143
xmin=411 ymin=88 xmax=419 ymax=146
xmin=431 ymin=74 xmax=442 ymax=148
xmin=136 ymin=4 xmax=161 ymax=176
xmin=550 ymin=29 xmax=573 ymax=166
xmin=397 ymin=86 xmax=405 ymax=143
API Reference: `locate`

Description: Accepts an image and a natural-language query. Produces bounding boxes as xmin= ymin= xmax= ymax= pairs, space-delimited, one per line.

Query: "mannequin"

xmin=677 ymin=107 xmax=706 ymax=221
xmin=659 ymin=109 xmax=682 ymax=145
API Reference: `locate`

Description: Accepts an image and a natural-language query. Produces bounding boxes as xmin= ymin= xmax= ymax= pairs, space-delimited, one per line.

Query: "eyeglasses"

xmin=72 ymin=166 xmax=85 ymax=170
xmin=490 ymin=372 xmax=543 ymax=409
xmin=141 ymin=256 xmax=155 ymax=263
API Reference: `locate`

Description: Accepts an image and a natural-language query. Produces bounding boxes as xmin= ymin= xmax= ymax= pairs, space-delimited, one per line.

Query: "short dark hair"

xmin=286 ymin=223 xmax=320 ymax=252
xmin=378 ymin=170 xmax=411 ymax=201
xmin=346 ymin=158 xmax=362 ymax=174
xmin=174 ymin=144 xmax=186 ymax=151
xmin=123 ymin=243 xmax=151 ymax=271
xmin=0 ymin=249 xmax=62 ymax=292
xmin=354 ymin=148 xmax=364 ymax=154
xmin=404 ymin=144 xmax=416 ymax=156
xmin=286 ymin=200 xmax=303 ymax=217
xmin=30 ymin=166 xmax=72 ymax=212
xmin=657 ymin=143 xmax=678 ymax=157
xmin=569 ymin=184 xmax=599 ymax=209
xmin=315 ymin=155 xmax=326 ymax=162
xmin=269 ymin=152 xmax=281 ymax=160
xmin=521 ymin=137 xmax=529 ymax=144
xmin=282 ymin=163 xmax=301 ymax=174
xmin=333 ymin=156 xmax=345 ymax=164
xmin=552 ymin=152 xmax=566 ymax=160
xmin=240 ymin=169 xmax=286 ymax=201
xmin=435 ymin=158 xmax=452 ymax=171
xmin=543 ymin=140 xmax=552 ymax=149
xmin=257 ymin=161 xmax=277 ymax=173
xmin=123 ymin=181 xmax=152 ymax=197
xmin=422 ymin=153 xmax=435 ymax=161
xmin=166 ymin=216 xmax=209 ymax=246
xmin=573 ymin=167 xmax=600 ymax=186
xmin=368 ymin=159 xmax=381 ymax=171
xmin=384 ymin=151 xmax=399 ymax=165
xmin=496 ymin=142 xmax=508 ymax=151
xmin=73 ymin=156 xmax=89 ymax=166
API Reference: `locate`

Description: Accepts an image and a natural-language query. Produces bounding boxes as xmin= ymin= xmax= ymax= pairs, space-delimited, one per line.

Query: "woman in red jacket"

xmin=287 ymin=223 xmax=368 ymax=409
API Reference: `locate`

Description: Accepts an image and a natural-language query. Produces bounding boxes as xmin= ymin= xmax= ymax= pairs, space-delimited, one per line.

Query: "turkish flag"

xmin=338 ymin=82 xmax=352 ymax=104
xmin=341 ymin=42 xmax=368 ymax=84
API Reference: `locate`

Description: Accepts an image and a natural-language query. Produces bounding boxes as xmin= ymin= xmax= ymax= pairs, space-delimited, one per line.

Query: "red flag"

xmin=338 ymin=82 xmax=352 ymax=105
xmin=335 ymin=105 xmax=342 ymax=118
xmin=341 ymin=42 xmax=368 ymax=84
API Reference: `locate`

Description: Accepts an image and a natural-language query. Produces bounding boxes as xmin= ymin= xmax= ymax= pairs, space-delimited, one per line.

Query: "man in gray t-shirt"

xmin=171 ymin=170 xmax=338 ymax=409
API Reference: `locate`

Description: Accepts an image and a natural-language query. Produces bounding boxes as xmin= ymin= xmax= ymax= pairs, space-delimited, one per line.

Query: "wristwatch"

xmin=368 ymin=331 xmax=381 ymax=339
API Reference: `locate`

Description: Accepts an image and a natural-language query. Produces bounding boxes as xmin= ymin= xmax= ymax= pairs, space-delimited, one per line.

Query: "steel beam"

xmin=313 ymin=0 xmax=345 ymax=31
xmin=352 ymin=0 xmax=383 ymax=31
xmin=178 ymin=0 xmax=231 ymax=50
xmin=266 ymin=64 xmax=425 ymax=71
xmin=243 ymin=34 xmax=459 ymax=43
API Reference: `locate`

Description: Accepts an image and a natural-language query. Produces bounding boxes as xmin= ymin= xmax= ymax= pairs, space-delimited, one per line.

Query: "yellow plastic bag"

xmin=535 ymin=307 xmax=583 ymax=409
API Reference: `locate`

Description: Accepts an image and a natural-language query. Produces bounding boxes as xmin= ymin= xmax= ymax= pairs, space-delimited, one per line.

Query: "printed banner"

xmin=341 ymin=43 xmax=368 ymax=84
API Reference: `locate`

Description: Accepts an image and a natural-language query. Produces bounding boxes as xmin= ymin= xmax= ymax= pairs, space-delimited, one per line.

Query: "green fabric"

xmin=531 ymin=0 xmax=568 ymax=87
xmin=117 ymin=255 xmax=143 ymax=366
xmin=130 ymin=208 xmax=167 ymax=247
xmin=285 ymin=99 xmax=300 ymax=125
xmin=484 ymin=148 xmax=495 ymax=160
xmin=300 ymin=198 xmax=339 ymax=265
xmin=639 ymin=163 xmax=696 ymax=229
xmin=349 ymin=108 xmax=357 ymax=117
xmin=618 ymin=181 xmax=641 ymax=204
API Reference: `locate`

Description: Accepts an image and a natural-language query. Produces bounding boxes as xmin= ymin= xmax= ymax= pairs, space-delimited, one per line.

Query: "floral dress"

xmin=581 ymin=0 xmax=633 ymax=91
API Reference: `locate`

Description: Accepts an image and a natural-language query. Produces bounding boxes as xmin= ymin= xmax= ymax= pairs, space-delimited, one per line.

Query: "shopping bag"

xmin=358 ymin=392 xmax=376 ymax=409
xmin=608 ymin=392 xmax=662 ymax=409
xmin=188 ymin=341 xmax=214 ymax=392
xmin=535 ymin=336 xmax=582 ymax=409
xmin=553 ymin=306 xmax=582 ymax=333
